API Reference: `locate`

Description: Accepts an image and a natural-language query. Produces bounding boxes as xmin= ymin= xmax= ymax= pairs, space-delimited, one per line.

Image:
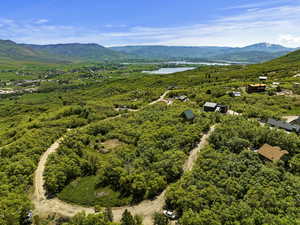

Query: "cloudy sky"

xmin=1 ymin=0 xmax=300 ymax=47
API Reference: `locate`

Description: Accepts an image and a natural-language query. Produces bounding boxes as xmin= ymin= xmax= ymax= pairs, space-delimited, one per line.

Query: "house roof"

xmin=259 ymin=76 xmax=268 ymax=80
xmin=267 ymin=118 xmax=300 ymax=132
xmin=182 ymin=110 xmax=195 ymax=120
xmin=178 ymin=95 xmax=187 ymax=100
xmin=248 ymin=84 xmax=267 ymax=87
xmin=231 ymin=91 xmax=241 ymax=97
xmin=257 ymin=144 xmax=289 ymax=161
xmin=204 ymin=102 xmax=218 ymax=108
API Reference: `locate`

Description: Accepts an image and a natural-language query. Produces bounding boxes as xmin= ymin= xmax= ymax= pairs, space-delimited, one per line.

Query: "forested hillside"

xmin=0 ymin=49 xmax=300 ymax=224
xmin=24 ymin=43 xmax=134 ymax=62
xmin=111 ymin=43 xmax=295 ymax=63
xmin=0 ymin=39 xmax=295 ymax=64
xmin=0 ymin=40 xmax=69 ymax=63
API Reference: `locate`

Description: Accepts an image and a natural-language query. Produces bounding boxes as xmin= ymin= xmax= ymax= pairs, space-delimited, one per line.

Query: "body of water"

xmin=123 ymin=61 xmax=231 ymax=66
xmin=142 ymin=67 xmax=196 ymax=75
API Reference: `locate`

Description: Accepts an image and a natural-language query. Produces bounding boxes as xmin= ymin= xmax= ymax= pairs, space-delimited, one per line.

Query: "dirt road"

xmin=32 ymin=90 xmax=214 ymax=225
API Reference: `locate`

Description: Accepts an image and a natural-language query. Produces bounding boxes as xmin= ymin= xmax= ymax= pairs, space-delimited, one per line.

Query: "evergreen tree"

xmin=121 ymin=210 xmax=135 ymax=225
xmin=153 ymin=212 xmax=169 ymax=225
xmin=104 ymin=207 xmax=114 ymax=222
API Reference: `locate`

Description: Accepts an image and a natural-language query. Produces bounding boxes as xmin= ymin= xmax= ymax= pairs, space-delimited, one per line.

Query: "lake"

xmin=122 ymin=61 xmax=232 ymax=66
xmin=142 ymin=67 xmax=196 ymax=75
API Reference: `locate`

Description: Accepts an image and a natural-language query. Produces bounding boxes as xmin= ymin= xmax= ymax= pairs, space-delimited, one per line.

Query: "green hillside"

xmin=0 ymin=40 xmax=136 ymax=64
xmin=0 ymin=40 xmax=70 ymax=63
xmin=1 ymin=47 xmax=300 ymax=225
xmin=270 ymin=49 xmax=300 ymax=64
xmin=111 ymin=43 xmax=294 ymax=63
xmin=24 ymin=43 xmax=135 ymax=62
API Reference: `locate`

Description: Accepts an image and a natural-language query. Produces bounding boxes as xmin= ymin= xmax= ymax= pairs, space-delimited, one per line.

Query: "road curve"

xmin=32 ymin=91 xmax=214 ymax=225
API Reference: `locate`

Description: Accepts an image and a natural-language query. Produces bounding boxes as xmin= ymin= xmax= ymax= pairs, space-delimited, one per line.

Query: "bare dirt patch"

xmin=102 ymin=139 xmax=123 ymax=150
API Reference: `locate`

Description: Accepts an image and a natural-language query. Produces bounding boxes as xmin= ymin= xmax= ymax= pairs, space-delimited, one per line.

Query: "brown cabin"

xmin=257 ymin=144 xmax=289 ymax=161
xmin=247 ymin=84 xmax=266 ymax=93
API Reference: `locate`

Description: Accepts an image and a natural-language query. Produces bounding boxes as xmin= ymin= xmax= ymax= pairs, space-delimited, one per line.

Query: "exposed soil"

xmin=102 ymin=139 xmax=123 ymax=149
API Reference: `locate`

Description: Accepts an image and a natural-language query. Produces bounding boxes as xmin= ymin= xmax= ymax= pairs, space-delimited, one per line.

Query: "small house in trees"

xmin=267 ymin=118 xmax=300 ymax=133
xmin=259 ymin=76 xmax=268 ymax=81
xmin=203 ymin=102 xmax=218 ymax=112
xmin=229 ymin=91 xmax=241 ymax=97
xmin=215 ymin=104 xmax=229 ymax=114
xmin=181 ymin=110 xmax=195 ymax=121
xmin=246 ymin=84 xmax=267 ymax=93
xmin=175 ymin=95 xmax=188 ymax=102
xmin=257 ymin=144 xmax=289 ymax=161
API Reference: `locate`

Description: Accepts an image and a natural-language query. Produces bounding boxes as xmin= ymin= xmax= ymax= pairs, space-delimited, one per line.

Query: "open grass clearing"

xmin=58 ymin=176 xmax=131 ymax=207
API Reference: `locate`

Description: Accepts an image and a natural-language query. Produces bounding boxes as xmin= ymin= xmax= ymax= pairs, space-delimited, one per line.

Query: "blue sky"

xmin=1 ymin=0 xmax=300 ymax=47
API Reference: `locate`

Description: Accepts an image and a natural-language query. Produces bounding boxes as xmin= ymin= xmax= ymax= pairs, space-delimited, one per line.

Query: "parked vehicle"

xmin=163 ymin=210 xmax=177 ymax=220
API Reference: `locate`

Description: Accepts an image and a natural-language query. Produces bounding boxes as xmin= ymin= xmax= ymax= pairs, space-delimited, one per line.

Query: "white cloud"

xmin=1 ymin=2 xmax=300 ymax=48
xmin=223 ymin=0 xmax=295 ymax=10
xmin=279 ymin=34 xmax=300 ymax=46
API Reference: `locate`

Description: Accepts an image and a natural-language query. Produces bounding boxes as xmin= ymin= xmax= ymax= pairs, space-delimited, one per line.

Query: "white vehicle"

xmin=163 ymin=210 xmax=177 ymax=220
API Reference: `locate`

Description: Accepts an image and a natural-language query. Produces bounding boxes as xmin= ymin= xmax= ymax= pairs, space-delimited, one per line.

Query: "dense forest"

xmin=166 ymin=117 xmax=300 ymax=225
xmin=0 ymin=50 xmax=300 ymax=224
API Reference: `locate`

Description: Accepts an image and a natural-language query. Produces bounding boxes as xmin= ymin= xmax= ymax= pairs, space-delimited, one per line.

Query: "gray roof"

xmin=267 ymin=118 xmax=300 ymax=132
xmin=232 ymin=92 xmax=241 ymax=97
xmin=182 ymin=110 xmax=195 ymax=120
xmin=204 ymin=102 xmax=218 ymax=108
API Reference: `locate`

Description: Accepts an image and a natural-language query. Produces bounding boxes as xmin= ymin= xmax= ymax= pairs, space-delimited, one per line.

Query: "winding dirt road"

xmin=32 ymin=90 xmax=214 ymax=225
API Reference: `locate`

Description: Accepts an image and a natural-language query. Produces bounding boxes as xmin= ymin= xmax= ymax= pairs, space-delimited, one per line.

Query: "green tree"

xmin=104 ymin=207 xmax=114 ymax=222
xmin=121 ymin=210 xmax=135 ymax=225
xmin=153 ymin=212 xmax=169 ymax=225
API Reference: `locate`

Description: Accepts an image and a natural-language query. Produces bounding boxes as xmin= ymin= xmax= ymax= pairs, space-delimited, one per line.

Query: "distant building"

xmin=229 ymin=91 xmax=241 ymax=97
xmin=203 ymin=102 xmax=218 ymax=112
xmin=215 ymin=105 xmax=229 ymax=114
xmin=259 ymin=76 xmax=268 ymax=81
xmin=203 ymin=102 xmax=229 ymax=114
xmin=181 ymin=110 xmax=195 ymax=121
xmin=257 ymin=144 xmax=289 ymax=161
xmin=267 ymin=118 xmax=300 ymax=133
xmin=175 ymin=95 xmax=188 ymax=102
xmin=246 ymin=84 xmax=267 ymax=93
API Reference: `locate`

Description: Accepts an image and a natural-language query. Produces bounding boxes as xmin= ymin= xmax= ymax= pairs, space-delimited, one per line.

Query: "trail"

xmin=32 ymin=90 xmax=215 ymax=224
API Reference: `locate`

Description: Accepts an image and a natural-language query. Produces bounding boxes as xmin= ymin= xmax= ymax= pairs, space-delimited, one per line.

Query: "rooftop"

xmin=204 ymin=102 xmax=218 ymax=108
xmin=257 ymin=144 xmax=288 ymax=161
xmin=182 ymin=110 xmax=195 ymax=120
xmin=267 ymin=118 xmax=300 ymax=132
xmin=248 ymin=84 xmax=267 ymax=87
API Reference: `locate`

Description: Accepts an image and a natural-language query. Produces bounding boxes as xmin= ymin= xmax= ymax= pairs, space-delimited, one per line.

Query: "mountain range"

xmin=111 ymin=43 xmax=296 ymax=63
xmin=0 ymin=39 xmax=297 ymax=64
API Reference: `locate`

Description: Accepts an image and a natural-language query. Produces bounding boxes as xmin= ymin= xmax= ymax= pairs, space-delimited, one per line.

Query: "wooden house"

xmin=257 ymin=144 xmax=289 ymax=161
xmin=246 ymin=84 xmax=267 ymax=93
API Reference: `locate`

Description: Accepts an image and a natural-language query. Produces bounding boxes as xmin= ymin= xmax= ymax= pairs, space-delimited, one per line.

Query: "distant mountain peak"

xmin=242 ymin=42 xmax=292 ymax=52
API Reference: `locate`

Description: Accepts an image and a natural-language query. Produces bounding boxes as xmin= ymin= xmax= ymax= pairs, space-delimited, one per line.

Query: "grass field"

xmin=58 ymin=176 xmax=132 ymax=207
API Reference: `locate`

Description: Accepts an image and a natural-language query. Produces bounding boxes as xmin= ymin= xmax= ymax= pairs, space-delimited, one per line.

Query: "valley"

xmin=0 ymin=47 xmax=300 ymax=225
